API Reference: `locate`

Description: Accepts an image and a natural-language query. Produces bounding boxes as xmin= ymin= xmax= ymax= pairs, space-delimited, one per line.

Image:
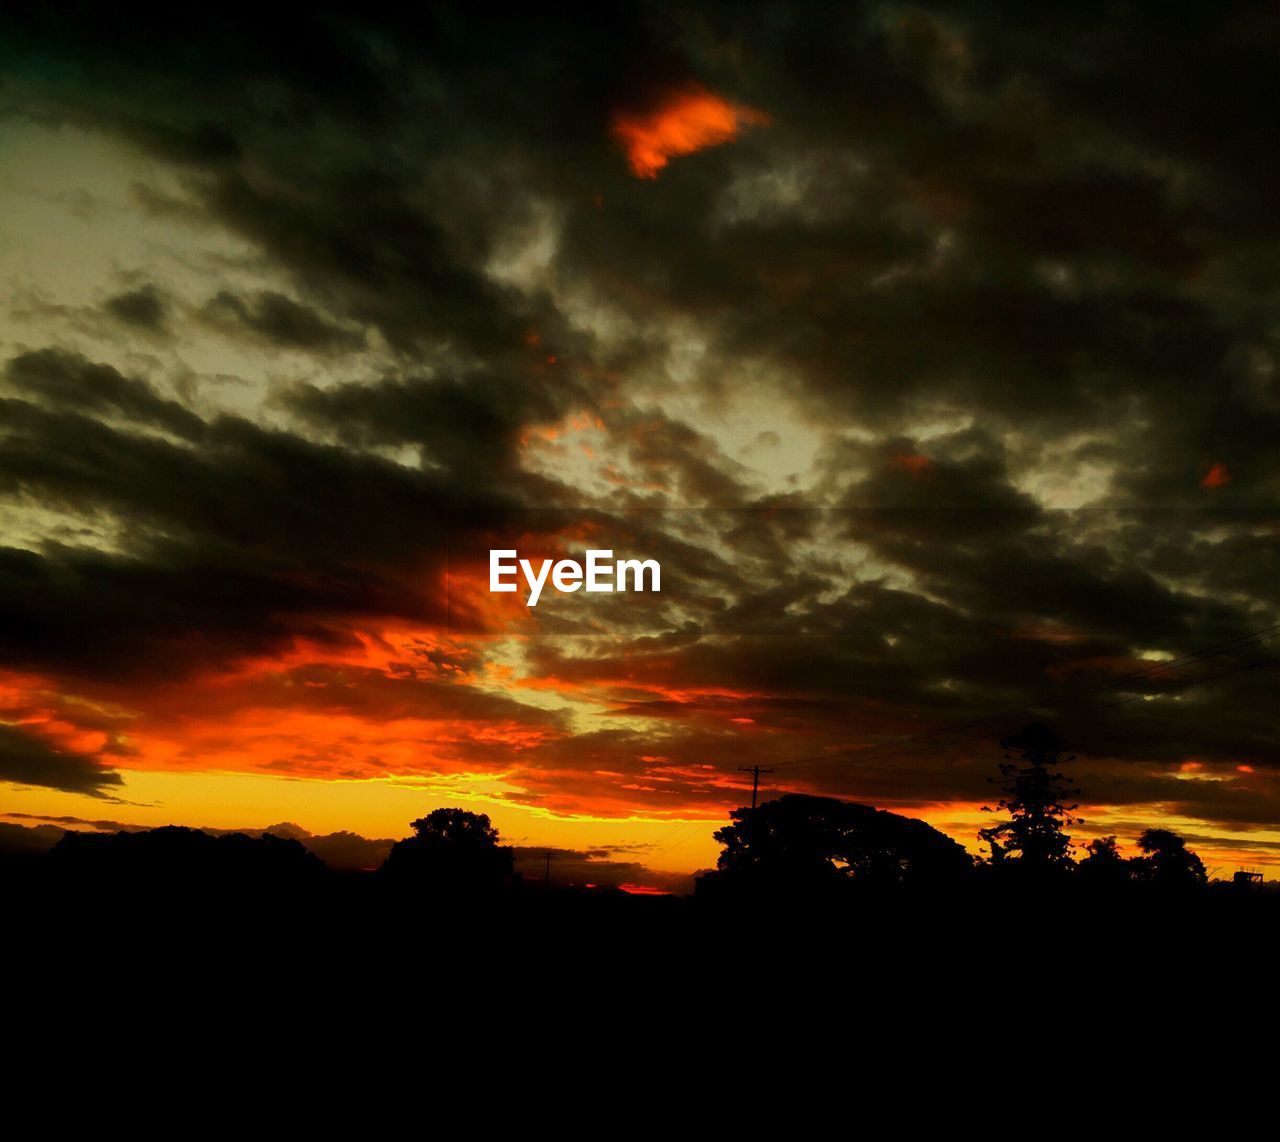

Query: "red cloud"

xmin=612 ymin=86 xmax=770 ymax=179
xmin=1201 ymin=461 xmax=1231 ymax=489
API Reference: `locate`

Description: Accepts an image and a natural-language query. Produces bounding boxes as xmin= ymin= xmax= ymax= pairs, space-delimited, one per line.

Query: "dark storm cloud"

xmin=120 ymin=118 xmax=242 ymax=166
xmin=203 ymin=168 xmax=533 ymax=359
xmin=184 ymin=662 xmax=567 ymax=758
xmin=611 ymin=408 xmax=752 ymax=505
xmin=284 ymin=368 xmax=574 ymax=475
xmin=2 ymin=3 xmax=719 ymax=367
xmin=0 ymin=350 xmax=537 ymax=679
xmin=0 ymin=723 xmax=122 ymax=796
xmin=4 ymin=349 xmax=202 ymax=438
xmin=834 ymin=429 xmax=1043 ymax=523
xmin=0 ymin=1 xmax=1278 ymax=833
xmin=103 ymin=284 xmax=169 ymax=333
xmin=202 ymin=290 xmax=365 ymax=353
xmin=528 ymin=3 xmax=1280 ymax=496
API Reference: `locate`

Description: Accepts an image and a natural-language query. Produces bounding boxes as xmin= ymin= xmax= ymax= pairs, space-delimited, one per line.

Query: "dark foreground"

xmin=9 ymin=852 xmax=1280 ymax=986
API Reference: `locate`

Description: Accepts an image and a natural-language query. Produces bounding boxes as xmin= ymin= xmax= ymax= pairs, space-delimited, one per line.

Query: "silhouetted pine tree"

xmin=979 ymin=723 xmax=1080 ymax=875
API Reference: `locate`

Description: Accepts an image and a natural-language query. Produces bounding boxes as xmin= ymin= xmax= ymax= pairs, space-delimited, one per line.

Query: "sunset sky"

xmin=3 ymin=4 xmax=1280 ymax=890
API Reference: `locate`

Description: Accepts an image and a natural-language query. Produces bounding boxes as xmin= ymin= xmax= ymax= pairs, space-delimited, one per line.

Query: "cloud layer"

xmin=2 ymin=4 xmax=1279 ymax=875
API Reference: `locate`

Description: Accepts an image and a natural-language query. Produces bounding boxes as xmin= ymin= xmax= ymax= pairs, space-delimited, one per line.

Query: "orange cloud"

xmin=890 ymin=452 xmax=933 ymax=476
xmin=612 ymin=86 xmax=770 ymax=178
xmin=1202 ymin=461 xmax=1231 ymax=488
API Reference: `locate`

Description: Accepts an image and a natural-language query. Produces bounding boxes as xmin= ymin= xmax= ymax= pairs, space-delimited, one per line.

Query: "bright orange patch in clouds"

xmin=612 ymin=85 xmax=770 ymax=178
xmin=1202 ymin=461 xmax=1231 ymax=488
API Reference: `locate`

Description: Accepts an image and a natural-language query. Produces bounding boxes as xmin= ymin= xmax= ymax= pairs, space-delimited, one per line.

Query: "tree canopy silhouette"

xmin=1078 ymin=835 xmax=1130 ymax=888
xmin=379 ymin=808 xmax=515 ymax=897
xmin=698 ymin=793 xmax=972 ymax=898
xmin=979 ymin=723 xmax=1080 ymax=876
xmin=1133 ymin=828 xmax=1207 ymax=889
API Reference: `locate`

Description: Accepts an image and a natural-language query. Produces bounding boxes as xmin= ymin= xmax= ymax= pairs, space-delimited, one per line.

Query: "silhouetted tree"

xmin=379 ymin=808 xmax=515 ymax=897
xmin=697 ymin=793 xmax=972 ymax=899
xmin=1078 ymin=835 xmax=1131 ymax=888
xmin=1132 ymin=828 xmax=1207 ymax=889
xmin=979 ymin=723 xmax=1080 ymax=876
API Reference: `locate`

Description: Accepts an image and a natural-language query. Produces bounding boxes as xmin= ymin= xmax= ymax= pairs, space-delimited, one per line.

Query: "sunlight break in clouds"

xmin=612 ymin=86 xmax=771 ymax=178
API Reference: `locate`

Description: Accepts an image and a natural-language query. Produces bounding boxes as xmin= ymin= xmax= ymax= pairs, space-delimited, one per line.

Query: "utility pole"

xmin=738 ymin=765 xmax=775 ymax=809
xmin=544 ymin=851 xmax=554 ymax=889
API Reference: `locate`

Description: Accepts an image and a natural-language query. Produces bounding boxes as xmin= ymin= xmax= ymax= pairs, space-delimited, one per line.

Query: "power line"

xmin=648 ymin=820 xmax=714 ymax=860
xmin=645 ymin=818 xmax=695 ymax=850
xmin=843 ymin=622 xmax=1280 ymax=764
xmin=797 ymin=649 xmax=1280 ymax=771
xmin=1066 ymin=649 xmax=1280 ymax=717
xmin=737 ymin=764 xmax=775 ymax=808
xmin=670 ymin=626 xmax=1280 ymax=830
xmin=783 ymin=620 xmax=1280 ymax=772
xmin=932 ymin=650 xmax=1280 ymax=757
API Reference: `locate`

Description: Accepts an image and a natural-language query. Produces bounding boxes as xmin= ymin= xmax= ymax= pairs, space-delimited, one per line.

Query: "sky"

xmin=2 ymin=2 xmax=1280 ymax=890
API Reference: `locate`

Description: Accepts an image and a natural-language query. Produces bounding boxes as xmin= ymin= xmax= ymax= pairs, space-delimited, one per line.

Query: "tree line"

xmin=11 ymin=722 xmax=1242 ymax=907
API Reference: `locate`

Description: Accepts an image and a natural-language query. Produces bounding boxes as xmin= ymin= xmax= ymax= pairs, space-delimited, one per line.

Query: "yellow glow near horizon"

xmin=9 ymin=768 xmax=1280 ymax=885
xmin=0 ymin=768 xmax=725 ymax=876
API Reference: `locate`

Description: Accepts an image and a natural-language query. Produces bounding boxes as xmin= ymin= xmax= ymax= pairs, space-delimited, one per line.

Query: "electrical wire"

xmin=779 ymin=620 xmax=1280 ymax=771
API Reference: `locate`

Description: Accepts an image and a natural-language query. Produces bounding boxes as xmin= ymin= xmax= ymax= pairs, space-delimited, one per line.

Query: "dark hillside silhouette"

xmin=44 ymin=825 xmax=327 ymax=901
